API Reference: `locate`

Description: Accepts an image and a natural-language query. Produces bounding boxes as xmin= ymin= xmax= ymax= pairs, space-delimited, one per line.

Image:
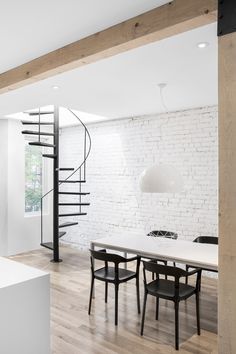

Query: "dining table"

xmin=90 ymin=233 xmax=218 ymax=271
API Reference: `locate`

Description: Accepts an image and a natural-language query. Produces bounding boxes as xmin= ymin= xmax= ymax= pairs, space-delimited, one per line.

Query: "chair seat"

xmin=147 ymin=279 xmax=195 ymax=300
xmin=94 ymin=266 xmax=136 ymax=282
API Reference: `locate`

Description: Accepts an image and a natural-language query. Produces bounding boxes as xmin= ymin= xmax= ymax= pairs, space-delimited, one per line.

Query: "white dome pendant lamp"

xmin=139 ymin=164 xmax=183 ymax=193
xmin=139 ymin=84 xmax=183 ymax=193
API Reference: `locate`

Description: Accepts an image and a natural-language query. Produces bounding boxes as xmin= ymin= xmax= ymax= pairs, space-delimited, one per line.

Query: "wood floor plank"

xmin=10 ymin=246 xmax=218 ymax=353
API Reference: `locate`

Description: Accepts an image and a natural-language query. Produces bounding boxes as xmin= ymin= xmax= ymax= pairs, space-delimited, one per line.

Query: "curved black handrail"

xmin=42 ymin=108 xmax=92 ymax=199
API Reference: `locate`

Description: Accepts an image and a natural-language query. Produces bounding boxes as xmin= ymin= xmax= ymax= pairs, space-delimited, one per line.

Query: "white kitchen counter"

xmin=0 ymin=257 xmax=50 ymax=354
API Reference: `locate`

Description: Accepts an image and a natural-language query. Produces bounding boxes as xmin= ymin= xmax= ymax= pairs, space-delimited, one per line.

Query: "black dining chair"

xmin=88 ymin=249 xmax=141 ymax=325
xmin=141 ymin=261 xmax=202 ymax=351
xmin=147 ymin=230 xmax=178 ymax=240
xmin=147 ymin=230 xmax=178 ymax=277
xmin=185 ymin=236 xmax=218 ymax=288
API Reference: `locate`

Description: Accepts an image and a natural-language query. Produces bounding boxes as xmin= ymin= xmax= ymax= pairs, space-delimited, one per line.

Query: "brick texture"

xmin=59 ymin=106 xmax=218 ymax=250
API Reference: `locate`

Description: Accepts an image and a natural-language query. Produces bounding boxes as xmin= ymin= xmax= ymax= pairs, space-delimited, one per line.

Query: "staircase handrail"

xmin=41 ymin=108 xmax=92 ymax=200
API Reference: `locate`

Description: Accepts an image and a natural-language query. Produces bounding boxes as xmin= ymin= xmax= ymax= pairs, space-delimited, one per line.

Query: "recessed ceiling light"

xmin=52 ymin=85 xmax=60 ymax=90
xmin=197 ymin=42 xmax=209 ymax=49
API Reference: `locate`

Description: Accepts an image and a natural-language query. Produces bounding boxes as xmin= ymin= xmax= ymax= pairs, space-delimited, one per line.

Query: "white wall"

xmin=0 ymin=119 xmax=53 ymax=256
xmin=0 ymin=120 xmax=9 ymax=255
xmin=59 ymin=106 xmax=218 ymax=249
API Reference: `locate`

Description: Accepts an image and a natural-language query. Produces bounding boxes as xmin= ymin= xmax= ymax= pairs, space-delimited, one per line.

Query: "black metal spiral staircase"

xmin=21 ymin=106 xmax=91 ymax=262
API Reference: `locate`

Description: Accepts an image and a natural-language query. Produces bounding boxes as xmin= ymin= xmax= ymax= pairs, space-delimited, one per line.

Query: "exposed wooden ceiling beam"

xmin=0 ymin=0 xmax=217 ymax=94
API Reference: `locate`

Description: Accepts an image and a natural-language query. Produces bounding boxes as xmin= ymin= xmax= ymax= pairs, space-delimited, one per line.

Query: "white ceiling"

xmin=7 ymin=107 xmax=108 ymax=126
xmin=0 ymin=1 xmax=217 ymax=123
xmin=0 ymin=0 xmax=170 ymax=72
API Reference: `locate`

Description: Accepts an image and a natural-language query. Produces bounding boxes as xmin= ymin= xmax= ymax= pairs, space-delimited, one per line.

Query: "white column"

xmin=219 ymin=31 xmax=236 ymax=353
xmin=0 ymin=119 xmax=9 ymax=255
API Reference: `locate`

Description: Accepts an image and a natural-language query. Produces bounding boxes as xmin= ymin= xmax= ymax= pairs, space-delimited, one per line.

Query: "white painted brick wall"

xmin=59 ymin=106 xmax=218 ymax=250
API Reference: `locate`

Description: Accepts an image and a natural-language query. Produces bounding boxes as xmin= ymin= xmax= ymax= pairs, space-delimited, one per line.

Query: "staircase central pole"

xmin=52 ymin=106 xmax=61 ymax=262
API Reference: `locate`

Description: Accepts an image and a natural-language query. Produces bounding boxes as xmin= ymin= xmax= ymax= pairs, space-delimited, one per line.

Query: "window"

xmin=25 ymin=142 xmax=42 ymax=214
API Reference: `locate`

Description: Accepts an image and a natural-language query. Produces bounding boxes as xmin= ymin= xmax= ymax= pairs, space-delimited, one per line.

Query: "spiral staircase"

xmin=21 ymin=106 xmax=91 ymax=262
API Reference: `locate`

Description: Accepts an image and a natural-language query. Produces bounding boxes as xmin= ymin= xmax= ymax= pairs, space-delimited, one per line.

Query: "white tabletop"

xmin=0 ymin=257 xmax=48 ymax=289
xmin=91 ymin=234 xmax=218 ymax=271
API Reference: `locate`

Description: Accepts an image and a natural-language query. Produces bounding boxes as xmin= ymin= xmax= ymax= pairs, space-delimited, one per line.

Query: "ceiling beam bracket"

xmin=218 ymin=0 xmax=236 ymax=36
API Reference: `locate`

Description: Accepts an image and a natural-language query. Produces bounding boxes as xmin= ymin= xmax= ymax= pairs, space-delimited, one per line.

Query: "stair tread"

xmin=59 ymin=213 xmax=87 ymax=217
xmin=59 ymin=203 xmax=90 ymax=206
xmin=29 ymin=141 xmax=55 ymax=148
xmin=59 ymin=222 xmax=78 ymax=228
xmin=42 ymin=154 xmax=57 ymax=158
xmin=59 ymin=180 xmax=86 ymax=183
xmin=41 ymin=242 xmax=54 ymax=250
xmin=22 ymin=120 xmax=54 ymax=125
xmin=58 ymin=192 xmax=90 ymax=195
xmin=27 ymin=111 xmax=54 ymax=116
xmin=59 ymin=231 xmax=66 ymax=238
xmin=22 ymin=130 xmax=55 ymax=136
xmin=41 ymin=232 xmax=66 ymax=249
xmin=57 ymin=167 xmax=75 ymax=171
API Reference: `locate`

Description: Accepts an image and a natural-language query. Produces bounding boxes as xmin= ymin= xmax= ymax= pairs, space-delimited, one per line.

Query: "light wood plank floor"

xmin=10 ymin=246 xmax=218 ymax=354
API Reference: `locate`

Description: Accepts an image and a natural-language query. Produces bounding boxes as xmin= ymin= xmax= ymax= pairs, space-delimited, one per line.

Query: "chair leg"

xmin=115 ymin=283 xmax=119 ymax=326
xmin=174 ymin=301 xmax=179 ymax=351
xmin=156 ymin=297 xmax=159 ymax=320
xmin=185 ymin=265 xmax=189 ymax=284
xmin=198 ymin=277 xmax=202 ymax=292
xmin=136 ymin=276 xmax=141 ymax=314
xmin=163 ymin=260 xmax=168 ymax=280
xmin=105 ymin=282 xmax=108 ymax=303
xmin=152 ymin=272 xmax=155 ymax=280
xmin=196 ymin=292 xmax=201 ymax=335
xmin=141 ymin=291 xmax=147 ymax=336
xmin=88 ymin=276 xmax=94 ymax=315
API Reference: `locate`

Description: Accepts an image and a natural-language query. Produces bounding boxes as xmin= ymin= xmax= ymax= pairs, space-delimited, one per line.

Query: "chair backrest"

xmin=143 ymin=261 xmax=201 ymax=300
xmin=90 ymin=249 xmax=126 ymax=264
xmin=193 ymin=236 xmax=218 ymax=245
xmin=143 ymin=260 xmax=186 ymax=279
xmin=147 ymin=230 xmax=178 ymax=240
xmin=90 ymin=249 xmax=139 ymax=280
xmin=143 ymin=261 xmax=187 ymax=298
xmin=90 ymin=249 xmax=126 ymax=279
